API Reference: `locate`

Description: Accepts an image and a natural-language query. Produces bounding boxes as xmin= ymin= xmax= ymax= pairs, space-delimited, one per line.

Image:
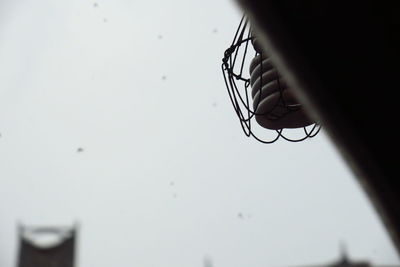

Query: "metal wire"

xmin=222 ymin=16 xmax=321 ymax=143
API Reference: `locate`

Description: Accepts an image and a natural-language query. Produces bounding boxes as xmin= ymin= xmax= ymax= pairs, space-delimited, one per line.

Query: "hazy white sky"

xmin=0 ymin=1 xmax=399 ymax=267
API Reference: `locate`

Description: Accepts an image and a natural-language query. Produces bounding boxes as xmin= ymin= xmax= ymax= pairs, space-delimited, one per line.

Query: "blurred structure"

xmin=301 ymin=249 xmax=371 ymax=267
xmin=17 ymin=224 xmax=76 ymax=267
xmin=324 ymin=258 xmax=370 ymax=267
xmin=203 ymin=256 xmax=214 ymax=267
xmin=299 ymin=255 xmax=399 ymax=267
xmin=236 ymin=0 xmax=400 ymax=254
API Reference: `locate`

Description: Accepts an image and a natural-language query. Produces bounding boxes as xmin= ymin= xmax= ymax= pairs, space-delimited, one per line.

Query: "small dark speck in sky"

xmin=77 ymin=147 xmax=84 ymax=153
xmin=170 ymin=181 xmax=175 ymax=186
xmin=103 ymin=18 xmax=108 ymax=23
xmin=93 ymin=3 xmax=98 ymax=8
xmin=173 ymin=193 xmax=177 ymax=198
xmin=213 ymin=28 xmax=218 ymax=33
xmin=238 ymin=212 xmax=244 ymax=219
xmin=158 ymin=35 xmax=163 ymax=39
xmin=162 ymin=75 xmax=167 ymax=81
xmin=212 ymin=102 xmax=217 ymax=107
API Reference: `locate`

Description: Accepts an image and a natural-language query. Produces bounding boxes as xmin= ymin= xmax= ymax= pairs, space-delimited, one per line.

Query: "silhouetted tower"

xmin=325 ymin=243 xmax=370 ymax=267
xmin=17 ymin=225 xmax=76 ymax=267
xmin=297 ymin=244 xmax=372 ymax=267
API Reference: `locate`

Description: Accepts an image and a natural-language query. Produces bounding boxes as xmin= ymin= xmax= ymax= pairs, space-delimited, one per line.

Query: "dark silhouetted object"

xmin=310 ymin=247 xmax=371 ymax=267
xmin=250 ymin=31 xmax=313 ymax=130
xmin=235 ymin=0 xmax=400 ymax=253
xmin=301 ymin=254 xmax=372 ymax=267
xmin=297 ymin=245 xmax=396 ymax=266
xmin=17 ymin=225 xmax=76 ymax=267
xmin=222 ymin=17 xmax=320 ymax=143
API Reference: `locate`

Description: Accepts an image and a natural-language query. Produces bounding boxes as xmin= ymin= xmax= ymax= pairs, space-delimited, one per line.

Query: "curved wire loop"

xmin=222 ymin=16 xmax=321 ymax=143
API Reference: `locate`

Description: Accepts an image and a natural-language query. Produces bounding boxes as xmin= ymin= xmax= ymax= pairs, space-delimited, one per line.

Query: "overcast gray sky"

xmin=0 ymin=1 xmax=399 ymax=267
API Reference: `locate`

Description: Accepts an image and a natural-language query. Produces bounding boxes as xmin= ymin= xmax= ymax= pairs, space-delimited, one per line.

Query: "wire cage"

xmin=222 ymin=16 xmax=321 ymax=143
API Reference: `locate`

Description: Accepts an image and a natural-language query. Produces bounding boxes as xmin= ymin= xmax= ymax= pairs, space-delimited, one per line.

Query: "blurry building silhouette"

xmin=323 ymin=256 xmax=370 ymax=267
xmin=324 ymin=247 xmax=370 ymax=267
xmin=13 ymin=225 xmax=394 ymax=267
xmin=299 ymin=249 xmax=381 ymax=267
xmin=17 ymin=224 xmax=76 ymax=267
xmin=295 ymin=242 xmax=400 ymax=267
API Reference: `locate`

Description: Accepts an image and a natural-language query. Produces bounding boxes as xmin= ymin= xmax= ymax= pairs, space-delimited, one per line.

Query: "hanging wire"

xmin=222 ymin=16 xmax=321 ymax=143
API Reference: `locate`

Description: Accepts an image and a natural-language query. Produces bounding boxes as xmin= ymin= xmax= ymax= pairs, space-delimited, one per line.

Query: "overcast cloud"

xmin=0 ymin=1 xmax=399 ymax=266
